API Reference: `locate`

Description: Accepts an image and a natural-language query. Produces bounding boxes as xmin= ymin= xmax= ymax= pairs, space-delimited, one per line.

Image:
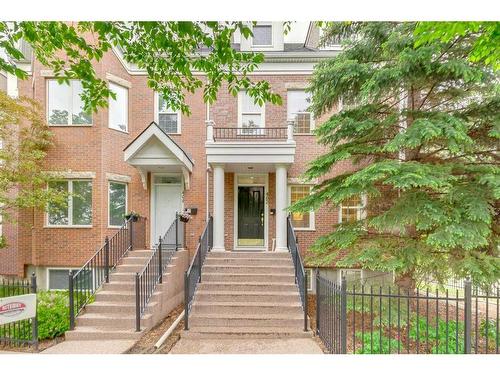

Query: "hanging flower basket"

xmin=179 ymin=212 xmax=191 ymax=223
xmin=125 ymin=211 xmax=140 ymax=222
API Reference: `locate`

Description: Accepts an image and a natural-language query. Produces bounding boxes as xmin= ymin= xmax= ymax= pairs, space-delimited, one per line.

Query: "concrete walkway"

xmin=41 ymin=340 xmax=136 ymax=354
xmin=170 ymin=338 xmax=323 ymax=354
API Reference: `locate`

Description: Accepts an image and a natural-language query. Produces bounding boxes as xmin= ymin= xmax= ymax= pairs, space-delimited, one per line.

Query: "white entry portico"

xmin=205 ymin=120 xmax=296 ymax=252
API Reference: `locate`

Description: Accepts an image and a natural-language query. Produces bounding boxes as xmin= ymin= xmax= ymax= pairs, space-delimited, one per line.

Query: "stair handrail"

xmin=287 ymin=215 xmax=308 ymax=332
xmin=183 ymin=215 xmax=213 ymax=330
xmin=68 ymin=216 xmax=139 ymax=330
xmin=134 ymin=213 xmax=184 ymax=331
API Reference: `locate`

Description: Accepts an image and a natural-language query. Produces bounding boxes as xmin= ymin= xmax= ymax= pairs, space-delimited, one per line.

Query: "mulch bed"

xmin=0 ymin=336 xmax=64 ymax=353
xmin=126 ymin=304 xmax=184 ymax=354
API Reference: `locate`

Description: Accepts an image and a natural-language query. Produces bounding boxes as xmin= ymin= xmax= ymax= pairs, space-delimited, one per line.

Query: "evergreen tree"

xmin=291 ymin=22 xmax=499 ymax=287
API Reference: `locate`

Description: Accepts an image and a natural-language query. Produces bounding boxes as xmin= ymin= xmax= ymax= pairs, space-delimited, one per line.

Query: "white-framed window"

xmin=47 ymin=180 xmax=93 ymax=227
xmin=47 ymin=80 xmax=92 ymax=126
xmin=339 ymin=194 xmax=367 ymax=223
xmin=305 ymin=268 xmax=313 ymax=291
xmin=156 ymin=93 xmax=181 ymax=134
xmin=289 ymin=185 xmax=315 ymax=230
xmin=339 ymin=269 xmax=362 ymax=283
xmin=47 ymin=268 xmax=93 ymax=290
xmin=287 ymin=90 xmax=314 ymax=134
xmin=108 ymin=181 xmax=127 ymax=227
xmin=252 ymin=24 xmax=273 ymax=47
xmin=108 ymin=82 xmax=128 ymax=132
xmin=238 ymin=91 xmax=265 ymax=133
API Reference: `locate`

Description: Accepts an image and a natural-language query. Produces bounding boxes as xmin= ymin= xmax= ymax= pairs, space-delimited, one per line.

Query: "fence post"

xmin=30 ymin=273 xmax=38 ymax=351
xmin=130 ymin=218 xmax=134 ymax=251
xmin=184 ymin=271 xmax=189 ymax=330
xmin=464 ymin=278 xmax=472 ymax=354
xmin=304 ymin=270 xmax=308 ymax=332
xmin=68 ymin=270 xmax=75 ymax=330
xmin=104 ymin=236 xmax=110 ymax=283
xmin=175 ymin=212 xmax=179 ymax=251
xmin=135 ymin=273 xmax=140 ymax=332
xmin=315 ymin=268 xmax=320 ymax=335
xmin=158 ymin=236 xmax=163 ymax=284
xmin=340 ymin=275 xmax=347 ymax=354
xmin=198 ymin=236 xmax=202 ymax=283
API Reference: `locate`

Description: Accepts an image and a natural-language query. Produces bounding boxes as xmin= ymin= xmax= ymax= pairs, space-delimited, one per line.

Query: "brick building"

xmin=0 ymin=22 xmax=390 ymax=292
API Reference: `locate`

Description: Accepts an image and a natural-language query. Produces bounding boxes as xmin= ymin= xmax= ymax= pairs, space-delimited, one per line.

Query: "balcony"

xmin=205 ymin=120 xmax=296 ymax=170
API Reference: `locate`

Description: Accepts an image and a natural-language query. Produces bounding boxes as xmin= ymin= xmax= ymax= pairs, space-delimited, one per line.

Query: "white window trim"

xmin=237 ymin=91 xmax=265 ymax=128
xmin=108 ymin=181 xmax=128 ymax=228
xmin=45 ymin=180 xmax=93 ymax=228
xmin=338 ymin=194 xmax=368 ymax=224
xmin=46 ymin=79 xmax=93 ymax=127
xmin=288 ymin=184 xmax=315 ymax=231
xmin=108 ymin=82 xmax=129 ymax=133
xmin=153 ymin=92 xmax=182 ymax=134
xmin=287 ymin=90 xmax=315 ymax=134
xmin=251 ymin=23 xmax=274 ymax=47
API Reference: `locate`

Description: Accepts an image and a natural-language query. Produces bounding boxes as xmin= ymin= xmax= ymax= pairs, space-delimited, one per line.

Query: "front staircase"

xmin=183 ymin=251 xmax=311 ymax=339
xmin=66 ymin=249 xmax=156 ymax=341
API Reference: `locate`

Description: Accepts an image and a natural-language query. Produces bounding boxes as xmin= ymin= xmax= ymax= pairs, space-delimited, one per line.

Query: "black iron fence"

xmin=213 ymin=127 xmax=288 ymax=141
xmin=184 ymin=216 xmax=213 ymax=330
xmin=0 ymin=274 xmax=38 ymax=350
xmin=69 ymin=216 xmax=142 ymax=330
xmin=135 ymin=214 xmax=184 ymax=331
xmin=316 ymin=273 xmax=499 ymax=354
xmin=287 ymin=215 xmax=308 ymax=331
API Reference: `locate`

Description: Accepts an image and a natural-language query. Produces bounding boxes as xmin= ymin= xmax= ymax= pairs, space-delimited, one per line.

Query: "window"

xmin=157 ymin=94 xmax=180 ymax=134
xmin=289 ymin=185 xmax=315 ymax=230
xmin=288 ymin=90 xmax=313 ymax=133
xmin=239 ymin=91 xmax=264 ymax=133
xmin=47 ymin=80 xmax=92 ymax=125
xmin=305 ymin=268 xmax=313 ymax=291
xmin=339 ymin=194 xmax=366 ymax=223
xmin=48 ymin=268 xmax=92 ymax=290
xmin=109 ymin=82 xmax=128 ymax=132
xmin=47 ymin=180 xmax=92 ymax=226
xmin=252 ymin=24 xmax=273 ymax=46
xmin=109 ymin=182 xmax=127 ymax=227
xmin=339 ymin=269 xmax=362 ymax=283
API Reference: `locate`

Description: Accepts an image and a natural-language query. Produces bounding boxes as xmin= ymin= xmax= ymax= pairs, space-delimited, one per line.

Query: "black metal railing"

xmin=68 ymin=216 xmax=139 ymax=330
xmin=135 ymin=214 xmax=184 ymax=331
xmin=184 ymin=216 xmax=213 ymax=330
xmin=287 ymin=215 xmax=308 ymax=332
xmin=213 ymin=127 xmax=288 ymax=141
xmin=0 ymin=274 xmax=38 ymax=350
xmin=316 ymin=274 xmax=500 ymax=354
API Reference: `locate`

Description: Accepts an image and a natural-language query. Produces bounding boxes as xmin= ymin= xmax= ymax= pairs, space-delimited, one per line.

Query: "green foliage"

xmin=409 ymin=316 xmax=465 ymax=354
xmin=290 ymin=22 xmax=500 ymax=285
xmin=0 ymin=22 xmax=283 ymax=115
xmin=355 ymin=331 xmax=401 ymax=354
xmin=479 ymin=318 xmax=498 ymax=344
xmin=36 ymin=291 xmax=70 ymax=340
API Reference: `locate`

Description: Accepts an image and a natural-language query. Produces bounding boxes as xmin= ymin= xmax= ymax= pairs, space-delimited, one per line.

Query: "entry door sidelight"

xmin=237 ymin=186 xmax=265 ymax=247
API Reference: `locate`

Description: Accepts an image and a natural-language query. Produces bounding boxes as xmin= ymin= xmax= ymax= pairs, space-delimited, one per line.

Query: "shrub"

xmin=37 ymin=291 xmax=70 ymax=340
xmin=408 ymin=317 xmax=465 ymax=354
xmin=355 ymin=331 xmax=401 ymax=354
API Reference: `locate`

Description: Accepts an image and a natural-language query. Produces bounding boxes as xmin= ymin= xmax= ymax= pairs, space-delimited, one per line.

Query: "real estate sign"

xmin=0 ymin=294 xmax=37 ymax=325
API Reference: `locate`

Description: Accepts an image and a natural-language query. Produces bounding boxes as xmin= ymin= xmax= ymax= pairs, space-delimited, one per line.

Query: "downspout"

xmin=206 ymin=102 xmax=210 ymax=222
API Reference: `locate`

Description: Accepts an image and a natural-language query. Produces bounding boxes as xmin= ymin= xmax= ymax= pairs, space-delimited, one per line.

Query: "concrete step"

xmin=120 ymin=256 xmax=150 ymax=265
xmin=191 ymin=301 xmax=303 ymax=315
xmin=127 ymin=249 xmax=154 ymax=258
xmin=115 ymin=264 xmax=146 ymax=273
xmin=204 ymin=257 xmax=292 ymax=266
xmin=85 ymin=301 xmax=158 ymax=315
xmin=65 ymin=327 xmax=142 ymax=341
xmin=198 ymin=281 xmax=297 ymax=292
xmin=94 ymin=290 xmax=136 ymax=303
xmin=109 ymin=272 xmax=136 ymax=282
xmin=190 ymin=314 xmax=304 ymax=329
xmin=202 ymin=265 xmax=294 ymax=275
xmin=101 ymin=282 xmax=136 ymax=292
xmin=202 ymin=273 xmax=295 ymax=283
xmin=208 ymin=252 xmax=291 ymax=259
xmin=182 ymin=326 xmax=312 ymax=339
xmin=195 ymin=290 xmax=301 ymax=303
xmin=76 ymin=313 xmax=152 ymax=331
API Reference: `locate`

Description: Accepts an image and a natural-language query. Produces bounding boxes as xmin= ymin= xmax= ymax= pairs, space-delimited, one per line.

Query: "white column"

xmin=275 ymin=164 xmax=288 ymax=252
xmin=212 ymin=164 xmax=225 ymax=252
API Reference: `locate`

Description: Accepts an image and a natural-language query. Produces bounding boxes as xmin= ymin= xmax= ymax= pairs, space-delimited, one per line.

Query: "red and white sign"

xmin=0 ymin=294 xmax=36 ymax=325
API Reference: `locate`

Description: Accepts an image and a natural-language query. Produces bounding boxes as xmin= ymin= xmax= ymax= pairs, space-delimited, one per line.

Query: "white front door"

xmin=152 ymin=175 xmax=183 ymax=242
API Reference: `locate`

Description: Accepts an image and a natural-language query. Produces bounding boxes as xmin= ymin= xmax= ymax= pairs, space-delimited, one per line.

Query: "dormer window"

xmin=252 ymin=24 xmax=273 ymax=47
